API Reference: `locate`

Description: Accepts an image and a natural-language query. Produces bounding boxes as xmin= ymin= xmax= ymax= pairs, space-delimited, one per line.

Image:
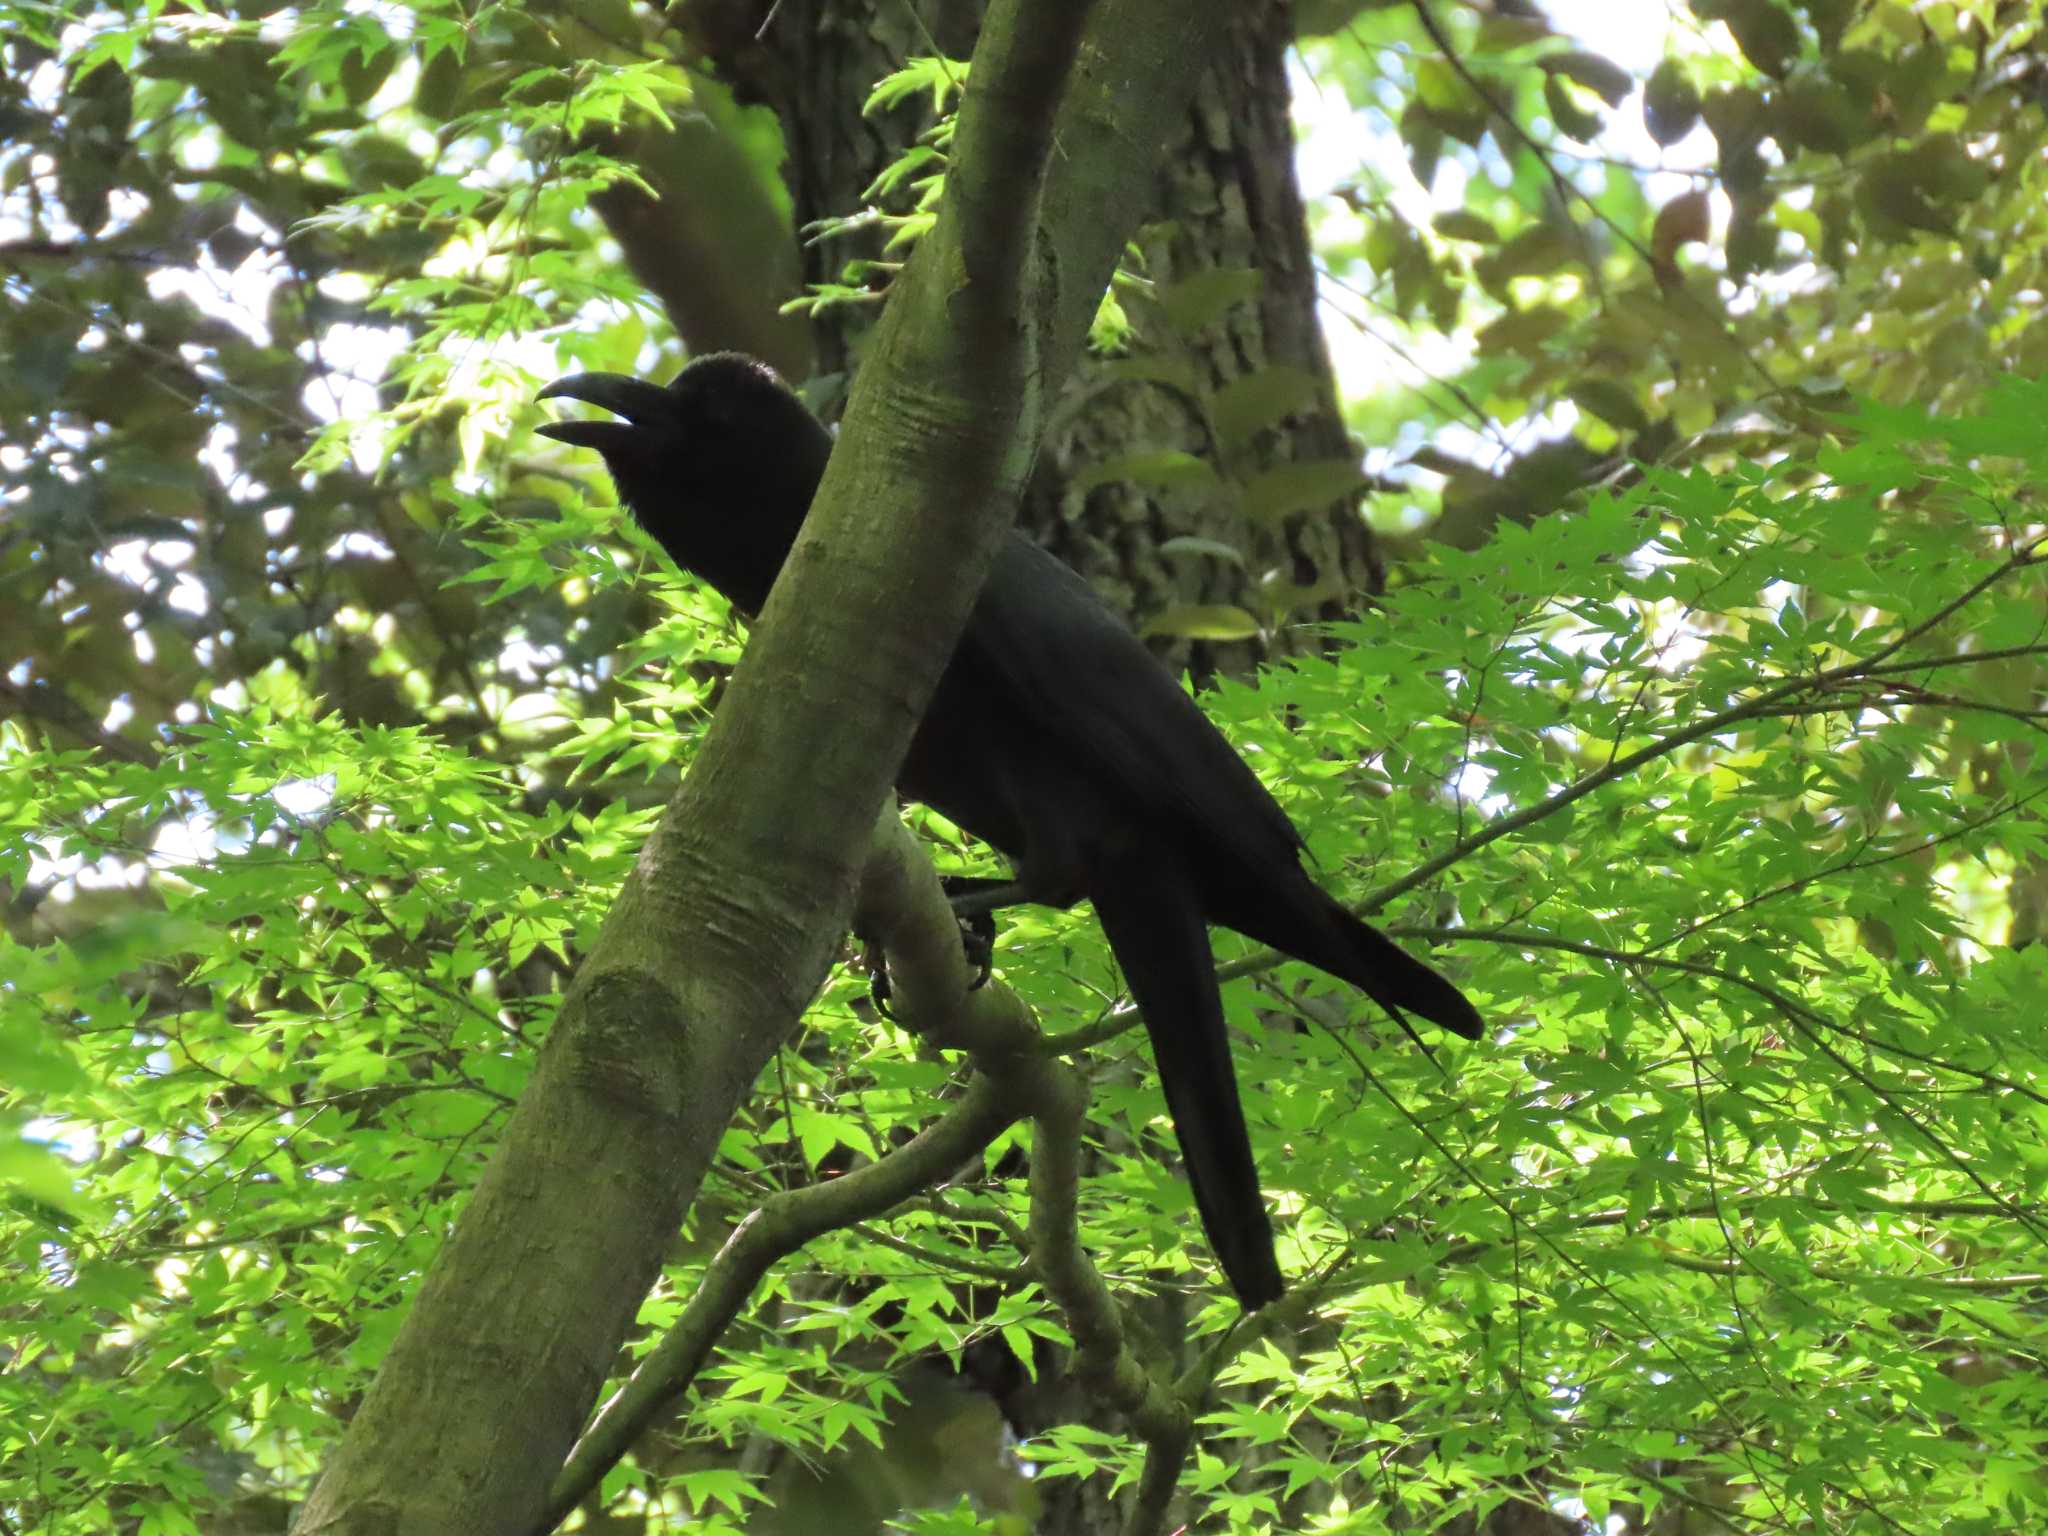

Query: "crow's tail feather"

xmin=1312 ymin=885 xmax=1483 ymax=1040
xmin=1092 ymin=840 xmax=1284 ymax=1309
xmin=1221 ymin=872 xmax=1483 ymax=1043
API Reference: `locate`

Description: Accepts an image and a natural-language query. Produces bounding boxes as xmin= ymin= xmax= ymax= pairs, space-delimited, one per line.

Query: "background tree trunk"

xmin=647 ymin=0 xmax=1385 ymax=673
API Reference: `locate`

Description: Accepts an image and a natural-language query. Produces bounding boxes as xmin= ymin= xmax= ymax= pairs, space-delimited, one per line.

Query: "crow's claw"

xmin=862 ymin=940 xmax=897 ymax=1021
xmin=959 ymin=909 xmax=996 ymax=989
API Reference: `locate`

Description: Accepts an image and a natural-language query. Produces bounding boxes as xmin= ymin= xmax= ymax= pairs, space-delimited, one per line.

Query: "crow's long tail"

xmin=1092 ymin=838 xmax=1284 ymax=1308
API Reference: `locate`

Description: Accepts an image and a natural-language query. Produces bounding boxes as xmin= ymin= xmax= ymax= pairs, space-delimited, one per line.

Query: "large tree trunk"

xmin=1026 ymin=0 xmax=1388 ymax=677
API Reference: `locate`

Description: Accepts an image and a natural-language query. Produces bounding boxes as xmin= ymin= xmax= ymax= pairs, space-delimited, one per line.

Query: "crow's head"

xmin=536 ymin=352 xmax=832 ymax=612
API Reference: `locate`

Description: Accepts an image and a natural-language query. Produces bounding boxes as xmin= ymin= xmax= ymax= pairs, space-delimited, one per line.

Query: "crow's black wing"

xmin=965 ymin=536 xmax=1483 ymax=1042
xmin=965 ymin=537 xmax=1305 ymax=869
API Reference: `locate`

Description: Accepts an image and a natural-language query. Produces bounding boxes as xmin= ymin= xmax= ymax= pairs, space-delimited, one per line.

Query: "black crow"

xmin=538 ymin=352 xmax=1481 ymax=1306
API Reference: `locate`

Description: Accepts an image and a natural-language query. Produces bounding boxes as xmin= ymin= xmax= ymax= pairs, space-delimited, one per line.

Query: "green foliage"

xmin=6 ymin=2 xmax=2048 ymax=1533
xmin=11 ymin=377 xmax=2048 ymax=1530
xmin=0 ymin=704 xmax=624 ymax=1518
xmin=1302 ymin=0 xmax=2047 ymax=540
xmin=785 ymin=56 xmax=965 ymax=326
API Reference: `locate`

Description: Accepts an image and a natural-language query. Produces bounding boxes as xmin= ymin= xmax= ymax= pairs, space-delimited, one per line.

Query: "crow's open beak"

xmin=535 ymin=373 xmax=676 ymax=451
